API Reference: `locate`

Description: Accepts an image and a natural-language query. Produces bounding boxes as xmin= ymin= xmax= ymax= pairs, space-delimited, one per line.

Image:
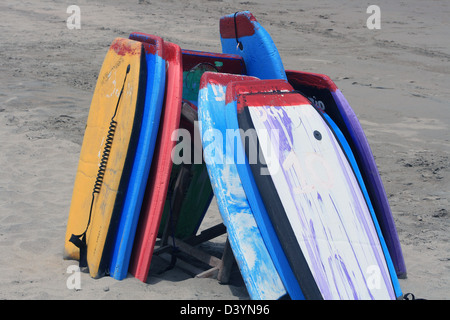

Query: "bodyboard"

xmin=286 ymin=70 xmax=406 ymax=278
xmin=158 ymin=102 xmax=211 ymax=239
xmin=227 ymin=79 xmax=401 ymax=299
xmin=159 ymin=49 xmax=247 ymax=239
xmin=64 ymin=38 xmax=146 ymax=278
xmin=129 ymin=41 xmax=183 ymax=282
xmin=109 ymin=35 xmax=166 ymax=280
xmin=198 ymin=72 xmax=288 ymax=299
xmin=220 ymin=11 xmax=286 ymax=80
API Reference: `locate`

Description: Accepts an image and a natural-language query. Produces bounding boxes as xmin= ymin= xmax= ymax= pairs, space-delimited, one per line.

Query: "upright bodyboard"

xmin=159 ymin=49 xmax=247 ymax=239
xmin=129 ymin=41 xmax=183 ymax=282
xmin=109 ymin=34 xmax=166 ymax=280
xmin=220 ymin=11 xmax=286 ymax=80
xmin=198 ymin=72 xmax=288 ymax=299
xmin=286 ymin=70 xmax=406 ymax=278
xmin=64 ymin=38 xmax=146 ymax=278
xmin=227 ymin=79 xmax=401 ymax=299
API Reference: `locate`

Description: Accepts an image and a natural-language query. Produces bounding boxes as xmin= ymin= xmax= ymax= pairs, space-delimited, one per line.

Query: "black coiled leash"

xmin=234 ymin=12 xmax=243 ymax=50
xmin=403 ymin=293 xmax=427 ymax=300
xmin=70 ymin=64 xmax=131 ymax=269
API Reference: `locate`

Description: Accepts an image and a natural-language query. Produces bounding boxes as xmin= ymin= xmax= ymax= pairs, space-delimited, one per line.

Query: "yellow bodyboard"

xmin=64 ymin=38 xmax=146 ymax=278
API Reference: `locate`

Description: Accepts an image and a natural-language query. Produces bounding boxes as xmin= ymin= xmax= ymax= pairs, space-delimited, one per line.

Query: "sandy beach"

xmin=0 ymin=0 xmax=448 ymax=300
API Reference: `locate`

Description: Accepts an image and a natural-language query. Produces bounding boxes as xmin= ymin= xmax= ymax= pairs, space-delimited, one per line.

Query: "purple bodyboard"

xmin=287 ymin=70 xmax=406 ymax=278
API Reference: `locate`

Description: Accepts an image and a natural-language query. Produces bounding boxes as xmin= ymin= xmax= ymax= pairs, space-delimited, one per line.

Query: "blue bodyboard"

xmin=198 ymin=72 xmax=291 ymax=300
xmin=109 ymin=34 xmax=166 ymax=280
xmin=220 ymin=11 xmax=286 ymax=80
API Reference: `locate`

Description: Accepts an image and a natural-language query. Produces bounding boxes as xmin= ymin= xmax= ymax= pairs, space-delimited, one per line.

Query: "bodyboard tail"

xmin=220 ymin=11 xmax=286 ymax=80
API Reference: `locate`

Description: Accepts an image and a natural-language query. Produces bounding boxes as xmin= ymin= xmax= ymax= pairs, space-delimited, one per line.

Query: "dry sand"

xmin=0 ymin=0 xmax=448 ymax=300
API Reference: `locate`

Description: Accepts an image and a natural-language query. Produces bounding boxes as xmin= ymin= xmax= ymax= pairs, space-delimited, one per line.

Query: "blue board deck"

xmin=109 ymin=34 xmax=166 ymax=280
xmin=198 ymin=72 xmax=291 ymax=300
xmin=220 ymin=11 xmax=286 ymax=80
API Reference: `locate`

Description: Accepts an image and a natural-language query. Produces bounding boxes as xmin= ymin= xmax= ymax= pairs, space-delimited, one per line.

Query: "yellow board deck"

xmin=64 ymin=38 xmax=146 ymax=278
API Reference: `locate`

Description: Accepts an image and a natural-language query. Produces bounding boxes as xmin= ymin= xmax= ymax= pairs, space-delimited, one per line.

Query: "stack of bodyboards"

xmin=64 ymin=11 xmax=406 ymax=300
